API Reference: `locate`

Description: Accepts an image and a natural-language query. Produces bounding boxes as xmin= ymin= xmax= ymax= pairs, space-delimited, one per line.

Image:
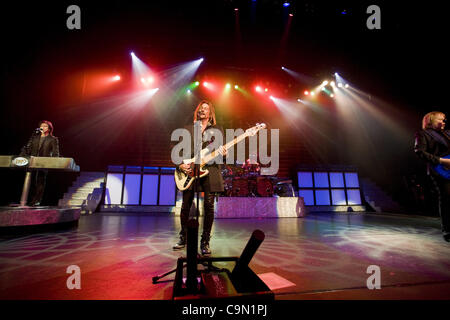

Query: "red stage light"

xmin=304 ymin=90 xmax=309 ymax=95
xmin=113 ymin=75 xmax=121 ymax=81
xmin=255 ymin=86 xmax=262 ymax=93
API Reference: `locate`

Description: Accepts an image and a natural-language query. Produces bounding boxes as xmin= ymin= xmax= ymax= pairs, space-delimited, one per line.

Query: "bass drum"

xmin=256 ymin=177 xmax=273 ymax=197
xmin=231 ymin=178 xmax=249 ymax=197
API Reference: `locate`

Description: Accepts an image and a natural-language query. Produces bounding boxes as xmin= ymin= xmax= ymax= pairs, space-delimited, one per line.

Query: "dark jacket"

xmin=20 ymin=134 xmax=60 ymax=157
xmin=175 ymin=123 xmax=225 ymax=193
xmin=414 ymin=129 xmax=450 ymax=175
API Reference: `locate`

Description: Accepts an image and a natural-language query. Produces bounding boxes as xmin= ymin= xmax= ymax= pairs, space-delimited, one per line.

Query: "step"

xmin=68 ymin=184 xmax=103 ymax=191
xmin=59 ymin=199 xmax=85 ymax=206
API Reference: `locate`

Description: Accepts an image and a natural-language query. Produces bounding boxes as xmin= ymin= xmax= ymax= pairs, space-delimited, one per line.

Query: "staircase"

xmin=360 ymin=178 xmax=404 ymax=213
xmin=58 ymin=172 xmax=105 ymax=214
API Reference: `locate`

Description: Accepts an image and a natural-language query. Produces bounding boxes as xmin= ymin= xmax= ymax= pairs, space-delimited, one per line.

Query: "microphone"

xmin=34 ymin=128 xmax=43 ymax=134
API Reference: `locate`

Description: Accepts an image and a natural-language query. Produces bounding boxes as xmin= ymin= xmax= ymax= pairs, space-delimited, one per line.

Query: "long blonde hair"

xmin=422 ymin=111 xmax=445 ymax=130
xmin=193 ymin=100 xmax=216 ymax=126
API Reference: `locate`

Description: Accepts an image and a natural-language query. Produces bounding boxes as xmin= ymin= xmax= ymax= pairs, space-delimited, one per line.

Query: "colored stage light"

xmin=345 ymin=84 xmax=349 ymax=88
xmin=195 ymin=81 xmax=200 ymax=86
xmin=322 ymin=80 xmax=328 ymax=86
xmin=255 ymin=86 xmax=262 ymax=92
xmin=330 ymin=81 xmax=335 ymax=86
xmin=225 ymin=83 xmax=231 ymax=89
xmin=330 ymin=94 xmax=334 ymax=98
xmin=283 ymin=2 xmax=290 ymax=7
xmin=304 ymin=90 xmax=309 ymax=95
xmin=234 ymin=85 xmax=239 ymax=89
xmin=147 ymin=77 xmax=154 ymax=83
xmin=289 ymin=13 xmax=294 ymax=17
xmin=130 ymin=52 xmax=135 ymax=57
xmin=281 ymin=66 xmax=285 ymax=70
xmin=203 ymin=81 xmax=209 ymax=87
xmin=140 ymin=77 xmax=146 ymax=83
xmin=310 ymin=92 xmax=315 ymax=96
xmin=269 ymin=95 xmax=274 ymax=100
xmin=335 ymin=72 xmax=339 ymax=76
xmin=338 ymin=83 xmax=343 ymax=88
xmin=264 ymin=88 xmax=268 ymax=92
xmin=187 ymin=89 xmax=191 ymax=94
xmin=113 ymin=75 xmax=121 ymax=81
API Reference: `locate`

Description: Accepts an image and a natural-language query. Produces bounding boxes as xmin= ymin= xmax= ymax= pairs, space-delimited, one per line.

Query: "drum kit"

xmin=222 ymin=160 xmax=292 ymax=197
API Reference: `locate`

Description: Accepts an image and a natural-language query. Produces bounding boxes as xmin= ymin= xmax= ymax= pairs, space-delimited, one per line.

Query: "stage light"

xmin=269 ymin=95 xmax=274 ymax=100
xmin=304 ymin=90 xmax=309 ymax=95
xmin=255 ymin=86 xmax=262 ymax=92
xmin=234 ymin=85 xmax=239 ymax=89
xmin=235 ymin=8 xmax=239 ymax=11
xmin=335 ymin=72 xmax=339 ymax=76
xmin=187 ymin=89 xmax=191 ymax=94
xmin=330 ymin=81 xmax=335 ymax=86
xmin=338 ymin=83 xmax=343 ymax=88
xmin=147 ymin=77 xmax=154 ymax=83
xmin=330 ymin=94 xmax=334 ymax=98
xmin=281 ymin=66 xmax=285 ymax=70
xmin=310 ymin=91 xmax=315 ymax=96
xmin=289 ymin=13 xmax=294 ymax=17
xmin=322 ymin=80 xmax=328 ymax=86
xmin=203 ymin=81 xmax=209 ymax=87
xmin=283 ymin=2 xmax=290 ymax=7
xmin=140 ymin=77 xmax=146 ymax=83
xmin=113 ymin=75 xmax=121 ymax=81
xmin=297 ymin=98 xmax=301 ymax=102
xmin=345 ymin=84 xmax=349 ymax=88
xmin=195 ymin=81 xmax=200 ymax=86
xmin=225 ymin=83 xmax=231 ymax=89
xmin=130 ymin=52 xmax=135 ymax=57
xmin=264 ymin=88 xmax=268 ymax=92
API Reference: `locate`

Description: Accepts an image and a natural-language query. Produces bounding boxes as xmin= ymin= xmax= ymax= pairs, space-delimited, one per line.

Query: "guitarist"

xmin=173 ymin=100 xmax=227 ymax=255
xmin=414 ymin=111 xmax=450 ymax=242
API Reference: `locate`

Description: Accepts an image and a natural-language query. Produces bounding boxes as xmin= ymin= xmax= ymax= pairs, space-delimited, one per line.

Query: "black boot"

xmin=173 ymin=233 xmax=186 ymax=250
xmin=200 ymin=234 xmax=211 ymax=255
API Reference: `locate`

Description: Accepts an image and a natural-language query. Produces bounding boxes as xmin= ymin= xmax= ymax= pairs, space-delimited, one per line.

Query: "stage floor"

xmin=1 ymin=212 xmax=449 ymax=300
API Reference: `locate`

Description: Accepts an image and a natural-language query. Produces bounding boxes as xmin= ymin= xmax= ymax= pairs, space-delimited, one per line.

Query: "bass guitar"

xmin=174 ymin=123 xmax=266 ymax=191
xmin=434 ymin=154 xmax=450 ymax=180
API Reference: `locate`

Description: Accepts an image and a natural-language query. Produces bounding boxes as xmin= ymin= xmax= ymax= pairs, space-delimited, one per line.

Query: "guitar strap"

xmin=425 ymin=129 xmax=450 ymax=149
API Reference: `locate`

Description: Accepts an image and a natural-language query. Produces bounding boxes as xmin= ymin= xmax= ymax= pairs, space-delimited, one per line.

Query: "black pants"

xmin=29 ymin=170 xmax=47 ymax=205
xmin=429 ymin=174 xmax=450 ymax=233
xmin=179 ymin=180 xmax=215 ymax=239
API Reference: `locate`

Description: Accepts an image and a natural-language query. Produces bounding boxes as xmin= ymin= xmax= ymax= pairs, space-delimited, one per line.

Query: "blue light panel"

xmin=314 ymin=172 xmax=329 ymax=188
xmin=298 ymin=172 xmax=313 ymax=188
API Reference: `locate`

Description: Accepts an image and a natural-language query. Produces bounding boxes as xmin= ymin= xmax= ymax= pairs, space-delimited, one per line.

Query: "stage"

xmin=0 ymin=212 xmax=449 ymax=300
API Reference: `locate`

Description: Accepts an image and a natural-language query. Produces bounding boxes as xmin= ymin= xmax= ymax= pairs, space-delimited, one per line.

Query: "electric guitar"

xmin=434 ymin=154 xmax=450 ymax=180
xmin=174 ymin=123 xmax=266 ymax=191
